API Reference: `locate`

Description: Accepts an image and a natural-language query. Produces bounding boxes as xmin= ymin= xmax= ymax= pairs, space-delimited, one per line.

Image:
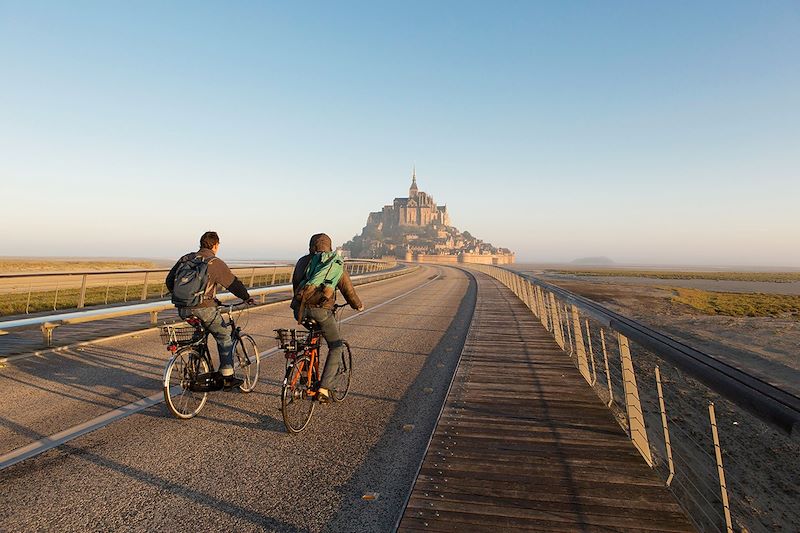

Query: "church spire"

xmin=409 ymin=164 xmax=419 ymax=198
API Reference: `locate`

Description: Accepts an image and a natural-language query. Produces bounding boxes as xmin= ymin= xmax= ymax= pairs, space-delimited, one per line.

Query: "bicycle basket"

xmin=274 ymin=328 xmax=308 ymax=351
xmin=160 ymin=324 xmax=203 ymax=346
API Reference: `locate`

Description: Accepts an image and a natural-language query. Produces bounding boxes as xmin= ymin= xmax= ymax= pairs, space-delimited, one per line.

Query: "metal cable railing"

xmin=0 ymin=259 xmax=404 ymax=349
xmin=464 ymin=264 xmax=800 ymax=533
xmin=0 ymin=260 xmax=394 ymax=317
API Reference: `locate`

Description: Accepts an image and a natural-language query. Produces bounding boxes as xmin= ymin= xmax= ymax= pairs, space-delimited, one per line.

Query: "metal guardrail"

xmin=521 ymin=275 xmax=800 ymax=437
xmin=0 ymin=264 xmax=295 ymax=314
xmin=465 ymin=264 xmax=800 ymax=533
xmin=0 ymin=260 xmax=405 ymax=347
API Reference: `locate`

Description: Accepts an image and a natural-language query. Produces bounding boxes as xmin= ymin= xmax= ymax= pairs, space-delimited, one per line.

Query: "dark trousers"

xmin=303 ymin=307 xmax=344 ymax=389
xmin=179 ymin=306 xmax=235 ymax=376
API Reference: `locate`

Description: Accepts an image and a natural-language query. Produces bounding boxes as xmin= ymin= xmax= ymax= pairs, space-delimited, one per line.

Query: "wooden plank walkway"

xmin=398 ymin=271 xmax=695 ymax=532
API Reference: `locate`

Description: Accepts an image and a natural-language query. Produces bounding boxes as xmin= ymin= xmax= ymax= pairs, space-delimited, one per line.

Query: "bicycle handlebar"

xmin=214 ymin=299 xmax=254 ymax=311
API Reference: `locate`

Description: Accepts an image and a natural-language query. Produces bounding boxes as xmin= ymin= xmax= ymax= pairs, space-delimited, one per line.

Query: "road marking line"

xmin=0 ymin=391 xmax=165 ymax=470
xmin=0 ymin=268 xmax=441 ymax=471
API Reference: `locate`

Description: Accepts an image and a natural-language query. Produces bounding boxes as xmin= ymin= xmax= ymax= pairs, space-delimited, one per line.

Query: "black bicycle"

xmin=275 ymin=303 xmax=353 ymax=433
xmin=161 ymin=302 xmax=260 ymax=419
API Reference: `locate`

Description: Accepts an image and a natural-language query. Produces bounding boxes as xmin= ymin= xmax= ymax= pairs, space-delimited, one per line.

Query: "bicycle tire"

xmin=330 ymin=341 xmax=352 ymax=402
xmin=163 ymin=348 xmax=209 ymax=419
xmin=281 ymin=356 xmax=316 ymax=433
xmin=234 ymin=334 xmax=260 ymax=392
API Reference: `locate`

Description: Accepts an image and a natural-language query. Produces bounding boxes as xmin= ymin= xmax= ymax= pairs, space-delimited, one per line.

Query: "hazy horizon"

xmin=3 ymin=254 xmax=800 ymax=272
xmin=2 ymin=2 xmax=798 ymax=266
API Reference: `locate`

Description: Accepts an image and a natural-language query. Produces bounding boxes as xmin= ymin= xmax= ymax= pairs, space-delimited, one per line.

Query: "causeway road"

xmin=0 ymin=265 xmax=475 ymax=532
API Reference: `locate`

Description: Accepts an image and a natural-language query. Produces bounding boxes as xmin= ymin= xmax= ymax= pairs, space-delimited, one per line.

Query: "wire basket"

xmin=274 ymin=328 xmax=307 ymax=351
xmin=160 ymin=324 xmax=203 ymax=346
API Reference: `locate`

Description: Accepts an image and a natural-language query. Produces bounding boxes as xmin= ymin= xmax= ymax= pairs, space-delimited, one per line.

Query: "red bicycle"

xmin=275 ymin=304 xmax=352 ymax=433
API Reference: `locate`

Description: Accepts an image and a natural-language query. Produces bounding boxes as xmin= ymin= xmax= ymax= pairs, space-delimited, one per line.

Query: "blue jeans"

xmin=179 ymin=307 xmax=235 ymax=376
xmin=303 ymin=307 xmax=344 ymax=389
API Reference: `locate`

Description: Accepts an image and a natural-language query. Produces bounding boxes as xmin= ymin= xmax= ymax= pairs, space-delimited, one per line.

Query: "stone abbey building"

xmin=343 ymin=169 xmax=514 ymax=265
xmin=368 ymin=168 xmax=451 ymax=230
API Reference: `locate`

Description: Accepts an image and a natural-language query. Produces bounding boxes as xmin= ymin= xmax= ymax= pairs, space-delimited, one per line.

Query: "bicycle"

xmin=275 ymin=303 xmax=353 ymax=433
xmin=161 ymin=301 xmax=260 ymax=419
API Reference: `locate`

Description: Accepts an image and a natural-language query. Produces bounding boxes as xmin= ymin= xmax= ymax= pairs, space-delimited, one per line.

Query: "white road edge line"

xmin=0 ymin=268 xmax=441 ymax=471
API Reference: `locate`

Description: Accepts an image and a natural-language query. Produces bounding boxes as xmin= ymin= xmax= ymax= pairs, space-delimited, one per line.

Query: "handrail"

xmin=0 ymin=263 xmax=413 ymax=347
xmin=509 ymin=268 xmax=800 ymax=438
xmin=0 ymin=259 xmax=381 ymax=279
xmin=467 ymin=263 xmax=799 ymax=531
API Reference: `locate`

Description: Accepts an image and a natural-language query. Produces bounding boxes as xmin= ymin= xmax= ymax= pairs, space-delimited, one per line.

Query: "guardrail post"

xmin=654 ymin=367 xmax=675 ymax=486
xmin=25 ymin=282 xmax=33 ymax=314
xmin=537 ymin=287 xmax=548 ymax=329
xmin=564 ymin=304 xmax=574 ymax=355
xmin=709 ymin=403 xmax=734 ymax=533
xmin=249 ymin=267 xmax=256 ymax=287
xmin=549 ymin=293 xmax=565 ymax=349
xmin=141 ymin=272 xmax=150 ymax=301
xmin=270 ymin=267 xmax=277 ymax=286
xmin=570 ymin=306 xmax=591 ymax=383
xmin=618 ymin=333 xmax=653 ymax=466
xmin=77 ymin=274 xmax=88 ymax=308
xmin=41 ymin=323 xmax=55 ymax=346
xmin=601 ymin=329 xmax=613 ymax=407
xmin=585 ymin=319 xmax=598 ymax=385
xmin=526 ymin=282 xmax=536 ymax=315
xmin=53 ymin=281 xmax=60 ymax=310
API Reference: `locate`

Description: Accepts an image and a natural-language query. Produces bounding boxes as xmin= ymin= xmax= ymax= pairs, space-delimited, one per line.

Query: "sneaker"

xmin=317 ymin=387 xmax=331 ymax=404
xmin=222 ymin=376 xmax=244 ymax=390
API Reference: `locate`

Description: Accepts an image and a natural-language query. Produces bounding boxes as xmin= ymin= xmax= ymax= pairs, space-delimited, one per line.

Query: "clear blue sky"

xmin=2 ymin=1 xmax=798 ymax=265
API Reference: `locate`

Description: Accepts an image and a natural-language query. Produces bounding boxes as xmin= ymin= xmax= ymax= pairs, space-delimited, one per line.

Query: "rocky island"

xmin=342 ymin=169 xmax=514 ymax=265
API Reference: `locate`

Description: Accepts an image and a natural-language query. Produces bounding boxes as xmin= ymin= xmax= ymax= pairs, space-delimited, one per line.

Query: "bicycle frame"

xmin=167 ymin=305 xmax=249 ymax=374
xmin=283 ymin=303 xmax=347 ymax=396
xmin=288 ymin=333 xmax=322 ymax=396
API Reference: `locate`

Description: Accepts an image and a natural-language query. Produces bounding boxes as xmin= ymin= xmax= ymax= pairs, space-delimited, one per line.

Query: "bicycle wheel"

xmin=163 ymin=348 xmax=209 ymax=419
xmin=281 ymin=356 xmax=317 ymax=433
xmin=330 ymin=341 xmax=352 ymax=402
xmin=234 ymin=334 xmax=259 ymax=392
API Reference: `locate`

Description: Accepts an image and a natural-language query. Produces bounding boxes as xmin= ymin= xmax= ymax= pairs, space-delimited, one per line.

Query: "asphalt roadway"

xmin=0 ymin=265 xmax=476 ymax=532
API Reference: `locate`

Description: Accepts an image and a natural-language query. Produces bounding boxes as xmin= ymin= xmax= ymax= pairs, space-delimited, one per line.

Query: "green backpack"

xmin=302 ymin=251 xmax=344 ymax=290
xmin=295 ymin=252 xmax=345 ymax=321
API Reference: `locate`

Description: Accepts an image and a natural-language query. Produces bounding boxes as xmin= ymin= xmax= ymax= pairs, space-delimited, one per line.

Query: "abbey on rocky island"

xmin=342 ymin=169 xmax=514 ymax=265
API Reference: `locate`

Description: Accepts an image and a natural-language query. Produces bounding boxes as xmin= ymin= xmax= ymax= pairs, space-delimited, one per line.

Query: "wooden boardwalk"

xmin=398 ymin=272 xmax=695 ymax=532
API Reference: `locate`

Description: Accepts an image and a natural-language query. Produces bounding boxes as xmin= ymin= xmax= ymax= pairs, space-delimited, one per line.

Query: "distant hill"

xmin=570 ymin=256 xmax=615 ymax=266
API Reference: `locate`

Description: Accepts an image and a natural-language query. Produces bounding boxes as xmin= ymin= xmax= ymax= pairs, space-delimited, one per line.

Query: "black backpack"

xmin=171 ymin=255 xmax=213 ymax=308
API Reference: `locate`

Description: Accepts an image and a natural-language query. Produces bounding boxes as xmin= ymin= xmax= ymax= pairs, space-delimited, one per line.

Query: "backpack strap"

xmin=321 ymin=256 xmax=337 ymax=285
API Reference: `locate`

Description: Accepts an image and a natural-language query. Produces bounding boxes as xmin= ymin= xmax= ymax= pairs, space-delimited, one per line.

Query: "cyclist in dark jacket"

xmin=167 ymin=231 xmax=254 ymax=388
xmin=291 ymin=233 xmax=363 ymax=402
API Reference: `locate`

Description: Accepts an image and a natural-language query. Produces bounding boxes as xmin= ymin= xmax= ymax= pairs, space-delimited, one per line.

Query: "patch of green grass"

xmin=549 ymin=269 xmax=800 ymax=283
xmin=0 ymin=283 xmax=171 ymax=316
xmin=0 ymin=265 xmax=377 ymax=317
xmin=672 ymin=288 xmax=800 ymax=319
